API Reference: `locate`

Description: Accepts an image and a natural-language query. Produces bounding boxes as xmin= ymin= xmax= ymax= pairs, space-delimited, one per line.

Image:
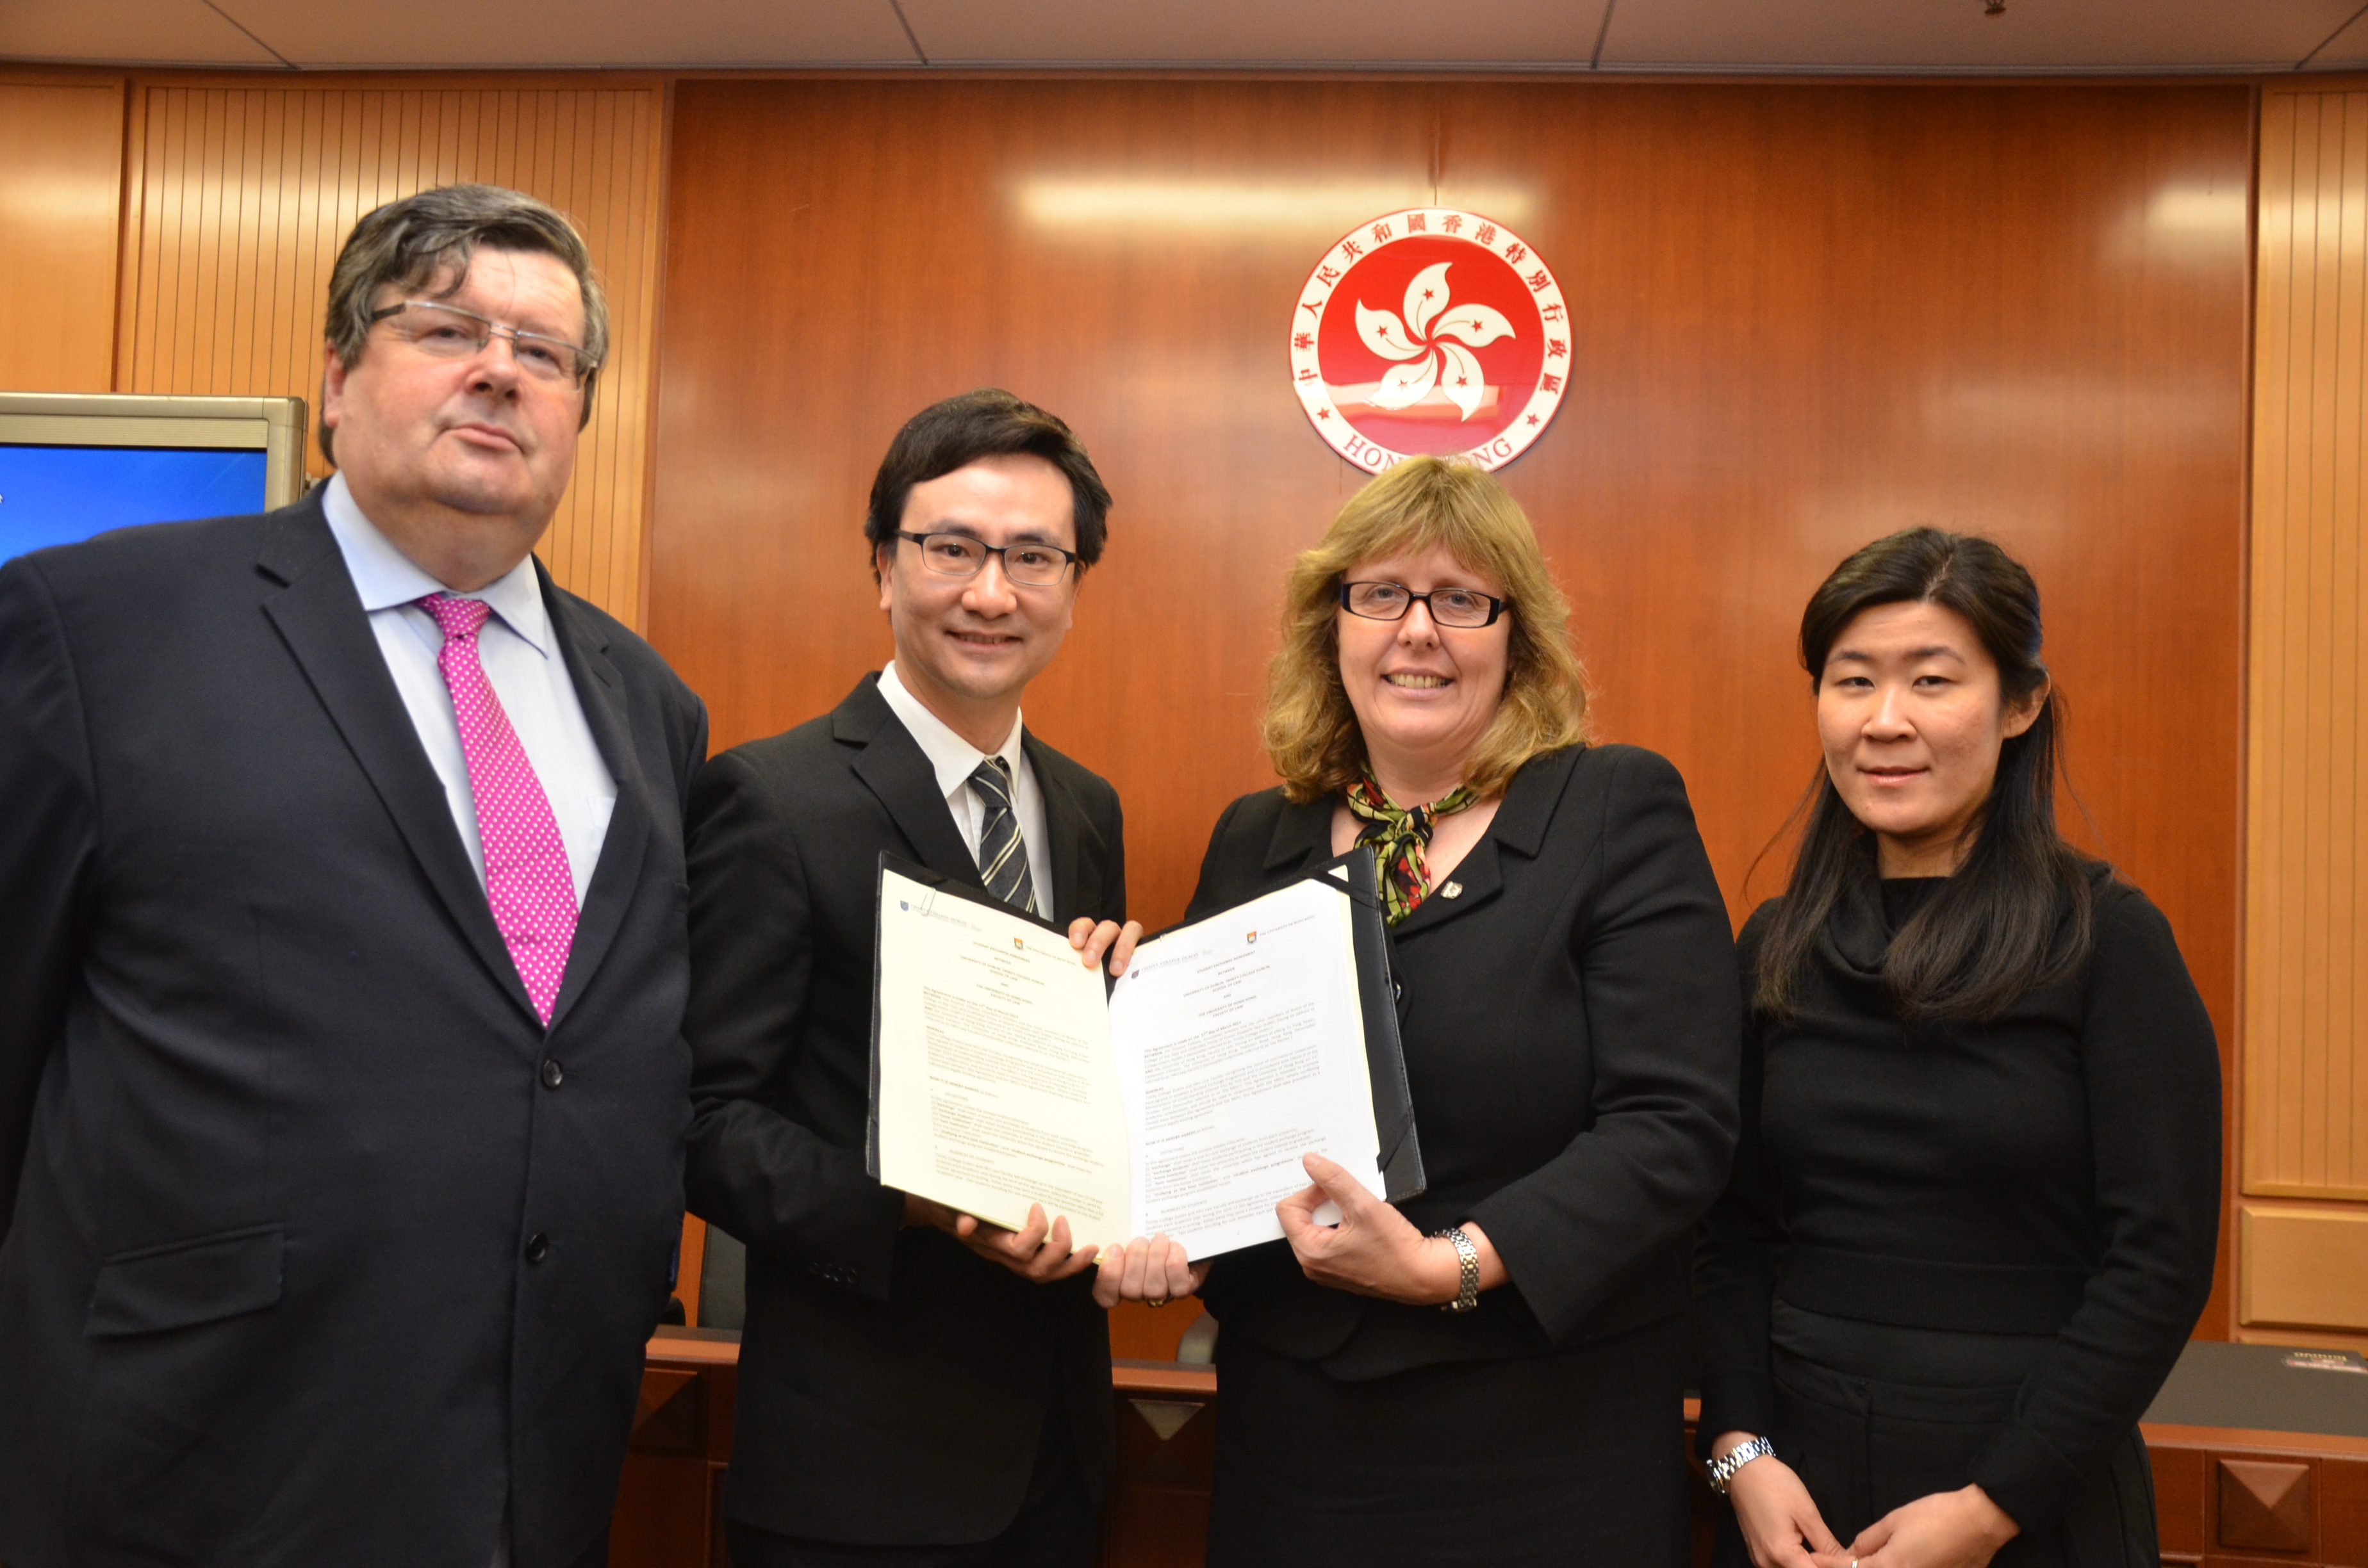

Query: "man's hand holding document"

xmin=868 ymin=851 xmax=1423 ymax=1291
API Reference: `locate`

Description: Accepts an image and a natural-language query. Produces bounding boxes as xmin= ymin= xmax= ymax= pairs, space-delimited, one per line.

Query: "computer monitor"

xmin=0 ymin=393 xmax=311 ymax=564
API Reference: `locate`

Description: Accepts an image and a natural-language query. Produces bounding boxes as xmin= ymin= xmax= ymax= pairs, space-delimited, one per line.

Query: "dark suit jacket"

xmin=682 ymin=673 xmax=1125 ymax=1546
xmin=0 ymin=496 xmax=709 ymax=1568
xmin=1189 ymin=744 xmax=1741 ymax=1377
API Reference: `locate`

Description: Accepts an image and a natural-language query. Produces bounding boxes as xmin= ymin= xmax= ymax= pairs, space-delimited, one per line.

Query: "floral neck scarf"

xmin=1346 ymin=765 xmax=1479 ymax=926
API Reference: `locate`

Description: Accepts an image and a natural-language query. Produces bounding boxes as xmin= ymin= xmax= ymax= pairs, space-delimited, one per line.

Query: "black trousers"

xmin=724 ymin=1396 xmax=1101 ymax=1568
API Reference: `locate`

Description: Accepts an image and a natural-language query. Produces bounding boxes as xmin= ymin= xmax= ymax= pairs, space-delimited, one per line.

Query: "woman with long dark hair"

xmin=1695 ymin=528 xmax=2221 ymax=1568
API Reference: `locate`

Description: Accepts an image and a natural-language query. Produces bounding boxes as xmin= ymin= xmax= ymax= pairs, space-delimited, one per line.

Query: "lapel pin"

xmin=1440 ymin=881 xmax=1463 ymax=899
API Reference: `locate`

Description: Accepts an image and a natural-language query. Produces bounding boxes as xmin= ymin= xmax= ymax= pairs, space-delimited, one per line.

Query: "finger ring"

xmin=1146 ymin=1297 xmax=1169 ymax=1309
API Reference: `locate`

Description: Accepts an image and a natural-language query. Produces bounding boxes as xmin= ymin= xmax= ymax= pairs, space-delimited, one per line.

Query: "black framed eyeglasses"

xmin=1339 ymin=580 xmax=1509 ymax=628
xmin=896 ymin=530 xmax=1078 ymax=587
xmin=368 ymin=300 xmax=598 ymax=385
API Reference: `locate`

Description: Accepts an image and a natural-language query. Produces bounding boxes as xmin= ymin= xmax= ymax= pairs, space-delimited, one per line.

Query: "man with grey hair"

xmin=0 ymin=183 xmax=706 ymax=1568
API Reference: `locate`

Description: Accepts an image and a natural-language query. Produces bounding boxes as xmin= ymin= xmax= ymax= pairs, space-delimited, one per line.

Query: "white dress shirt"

xmin=876 ymin=661 xmax=1054 ymax=915
xmin=320 ymin=473 xmax=616 ymax=906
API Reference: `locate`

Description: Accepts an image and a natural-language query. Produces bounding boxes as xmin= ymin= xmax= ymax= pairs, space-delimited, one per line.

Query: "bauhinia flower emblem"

xmin=1356 ymin=261 xmax=1517 ymax=420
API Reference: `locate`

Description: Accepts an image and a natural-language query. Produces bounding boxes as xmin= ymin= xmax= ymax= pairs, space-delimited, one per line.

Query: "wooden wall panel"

xmin=115 ymin=81 xmax=664 ymax=626
xmin=0 ymin=74 xmax=126 ymax=393
xmin=2239 ymin=1204 xmax=2368 ymax=1332
xmin=649 ymin=81 xmax=2249 ymax=1332
xmin=2250 ymin=89 xmax=2368 ymax=1218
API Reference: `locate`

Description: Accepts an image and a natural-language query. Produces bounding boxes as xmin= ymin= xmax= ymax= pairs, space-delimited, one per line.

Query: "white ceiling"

xmin=8 ymin=0 xmax=2368 ymax=73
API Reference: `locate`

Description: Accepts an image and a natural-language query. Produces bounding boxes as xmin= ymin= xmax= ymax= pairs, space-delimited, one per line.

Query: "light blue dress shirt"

xmin=320 ymin=473 xmax=615 ymax=906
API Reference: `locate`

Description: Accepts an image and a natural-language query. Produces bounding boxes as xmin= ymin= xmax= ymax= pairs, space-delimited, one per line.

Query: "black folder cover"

xmin=864 ymin=849 xmax=1426 ymax=1207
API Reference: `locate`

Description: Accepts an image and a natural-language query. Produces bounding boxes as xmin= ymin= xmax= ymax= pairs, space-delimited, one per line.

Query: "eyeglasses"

xmin=1339 ymin=580 xmax=1509 ymax=628
xmin=368 ymin=301 xmax=598 ymax=385
xmin=896 ymin=530 xmax=1078 ymax=587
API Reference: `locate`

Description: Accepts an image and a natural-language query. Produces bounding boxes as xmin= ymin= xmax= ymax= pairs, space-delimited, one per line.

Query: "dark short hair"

xmin=863 ymin=389 xmax=1112 ymax=575
xmin=318 ymin=183 xmax=606 ymax=462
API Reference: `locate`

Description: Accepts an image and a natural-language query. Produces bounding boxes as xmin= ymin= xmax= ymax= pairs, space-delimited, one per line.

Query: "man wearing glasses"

xmin=684 ymin=390 xmax=1133 ymax=1567
xmin=0 ymin=184 xmax=707 ymax=1568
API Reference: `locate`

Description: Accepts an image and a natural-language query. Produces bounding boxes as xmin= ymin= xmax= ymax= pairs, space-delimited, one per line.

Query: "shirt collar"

xmin=876 ymin=662 xmax=1027 ymax=802
xmin=320 ymin=472 xmax=551 ymax=657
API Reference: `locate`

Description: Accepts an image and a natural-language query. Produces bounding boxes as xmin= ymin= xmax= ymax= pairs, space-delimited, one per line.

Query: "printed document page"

xmin=1106 ymin=876 xmax=1384 ymax=1260
xmin=874 ymin=867 xmax=1131 ymax=1239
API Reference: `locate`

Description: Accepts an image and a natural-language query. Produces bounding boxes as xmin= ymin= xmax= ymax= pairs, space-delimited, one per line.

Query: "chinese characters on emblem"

xmin=1288 ymin=208 xmax=1570 ymax=474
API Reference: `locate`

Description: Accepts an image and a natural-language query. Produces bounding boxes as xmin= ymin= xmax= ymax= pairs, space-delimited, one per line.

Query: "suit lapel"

xmin=837 ymin=675 xmax=985 ymax=892
xmin=1024 ymin=733 xmax=1098 ymax=926
xmin=541 ymin=571 xmax=653 ymax=1033
xmin=1262 ymin=795 xmax=1335 ymax=879
xmin=255 ymin=500 xmax=539 ymax=1026
xmin=1389 ymin=835 xmax=1504 ymax=938
xmin=1388 ymin=746 xmax=1577 ymax=939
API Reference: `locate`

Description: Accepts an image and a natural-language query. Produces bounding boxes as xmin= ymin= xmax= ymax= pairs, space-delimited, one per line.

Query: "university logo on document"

xmin=1288 ymin=209 xmax=1570 ymax=473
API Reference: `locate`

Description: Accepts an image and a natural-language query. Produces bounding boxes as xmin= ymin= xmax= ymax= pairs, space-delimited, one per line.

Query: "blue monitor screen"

xmin=0 ymin=445 xmax=272 ymax=563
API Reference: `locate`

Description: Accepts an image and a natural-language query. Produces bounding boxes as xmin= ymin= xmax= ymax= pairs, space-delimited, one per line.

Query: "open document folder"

xmin=867 ymin=850 xmax=1425 ymax=1262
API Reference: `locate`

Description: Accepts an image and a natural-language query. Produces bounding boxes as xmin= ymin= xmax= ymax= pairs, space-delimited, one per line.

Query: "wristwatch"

xmin=1706 ymin=1435 xmax=1776 ymax=1496
xmin=1432 ymin=1226 xmax=1480 ymax=1314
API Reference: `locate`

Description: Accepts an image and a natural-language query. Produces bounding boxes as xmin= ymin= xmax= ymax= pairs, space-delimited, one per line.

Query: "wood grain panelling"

xmin=2239 ymin=1204 xmax=2368 ymax=1332
xmin=650 ymin=78 xmax=2249 ymax=1328
xmin=0 ymin=76 xmax=126 ymax=393
xmin=115 ymin=81 xmax=664 ymax=625
xmin=2249 ymin=88 xmax=2368 ymax=1209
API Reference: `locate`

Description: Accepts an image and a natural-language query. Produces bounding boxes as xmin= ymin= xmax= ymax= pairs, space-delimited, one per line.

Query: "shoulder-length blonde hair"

xmin=1265 ymin=457 xmax=1589 ymax=803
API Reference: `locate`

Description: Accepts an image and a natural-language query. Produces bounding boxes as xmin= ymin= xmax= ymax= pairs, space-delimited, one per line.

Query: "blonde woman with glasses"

xmin=1098 ymin=457 xmax=1740 ymax=1567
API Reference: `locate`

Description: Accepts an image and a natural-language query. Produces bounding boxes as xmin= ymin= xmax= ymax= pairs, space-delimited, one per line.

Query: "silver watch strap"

xmin=1707 ymin=1434 xmax=1776 ymax=1495
xmin=1433 ymin=1226 xmax=1479 ymax=1313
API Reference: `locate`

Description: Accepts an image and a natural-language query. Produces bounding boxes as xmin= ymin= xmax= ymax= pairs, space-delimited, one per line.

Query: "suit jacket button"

xmin=525 ymin=1233 xmax=550 ymax=1264
xmin=539 ymin=1059 xmax=564 ymax=1090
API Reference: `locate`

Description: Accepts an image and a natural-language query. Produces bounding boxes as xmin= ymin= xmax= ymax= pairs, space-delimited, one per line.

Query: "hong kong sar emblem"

xmin=1288 ymin=208 xmax=1569 ymax=473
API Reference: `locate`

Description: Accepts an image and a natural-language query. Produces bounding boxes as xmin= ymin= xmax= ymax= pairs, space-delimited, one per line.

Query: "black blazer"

xmin=1189 ymin=744 xmax=1741 ymax=1377
xmin=0 ymin=496 xmax=709 ymax=1568
xmin=682 ymin=673 xmax=1126 ymax=1546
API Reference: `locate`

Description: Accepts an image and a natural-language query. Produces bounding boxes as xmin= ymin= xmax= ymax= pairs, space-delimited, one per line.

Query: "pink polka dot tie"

xmin=421 ymin=592 xmax=580 ymax=1027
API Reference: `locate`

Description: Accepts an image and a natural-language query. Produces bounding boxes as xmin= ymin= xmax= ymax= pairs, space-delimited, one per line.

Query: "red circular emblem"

xmin=1289 ymin=209 xmax=1569 ymax=473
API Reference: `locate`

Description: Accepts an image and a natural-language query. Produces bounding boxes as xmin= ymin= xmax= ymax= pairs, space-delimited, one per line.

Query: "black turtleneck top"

xmin=1695 ymin=865 xmax=2221 ymax=1534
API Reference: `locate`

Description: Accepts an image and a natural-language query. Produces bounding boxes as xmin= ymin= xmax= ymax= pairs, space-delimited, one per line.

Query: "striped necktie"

xmin=968 ymin=757 xmax=1039 ymax=917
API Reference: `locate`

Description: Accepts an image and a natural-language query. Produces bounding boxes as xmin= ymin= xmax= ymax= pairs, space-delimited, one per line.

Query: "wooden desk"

xmin=612 ymin=1332 xmax=2368 ymax=1568
xmin=612 ymin=1330 xmax=740 ymax=1567
xmin=608 ymin=1338 xmax=1226 ymax=1568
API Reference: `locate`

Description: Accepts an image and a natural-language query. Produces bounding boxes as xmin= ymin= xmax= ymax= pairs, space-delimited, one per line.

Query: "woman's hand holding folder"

xmin=1278 ymin=1153 xmax=1508 ymax=1307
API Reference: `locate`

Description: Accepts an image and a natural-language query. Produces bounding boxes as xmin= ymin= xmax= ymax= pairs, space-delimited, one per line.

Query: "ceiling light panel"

xmin=898 ymin=0 xmax=1610 ymax=65
xmin=1597 ymin=0 xmax=2362 ymax=71
xmin=210 ymin=0 xmax=917 ymax=67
